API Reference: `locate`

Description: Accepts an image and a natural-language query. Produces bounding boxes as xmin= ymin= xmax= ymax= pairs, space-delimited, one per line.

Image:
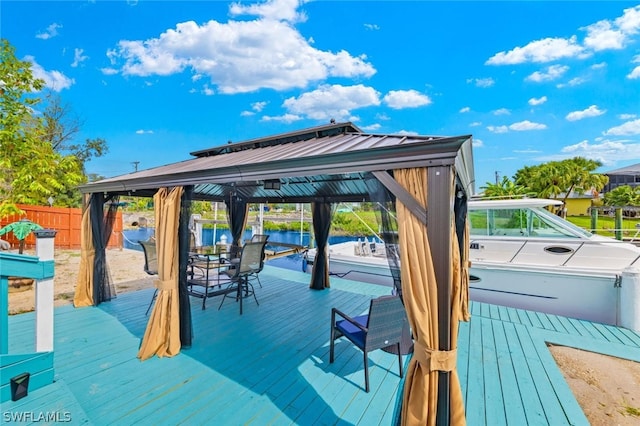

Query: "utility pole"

xmin=495 ymin=171 xmax=500 ymax=185
xmin=132 ymin=161 xmax=140 ymax=172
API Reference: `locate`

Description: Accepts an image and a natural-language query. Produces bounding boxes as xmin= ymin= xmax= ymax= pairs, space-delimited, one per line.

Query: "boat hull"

xmin=469 ymin=262 xmax=620 ymax=325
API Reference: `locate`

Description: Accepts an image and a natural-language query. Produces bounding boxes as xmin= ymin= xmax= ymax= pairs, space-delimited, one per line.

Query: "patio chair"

xmin=329 ymin=295 xmax=406 ymax=392
xmin=139 ymin=240 xmax=159 ymax=315
xmin=219 ymin=240 xmax=268 ymax=314
xmin=187 ymin=252 xmax=235 ymax=310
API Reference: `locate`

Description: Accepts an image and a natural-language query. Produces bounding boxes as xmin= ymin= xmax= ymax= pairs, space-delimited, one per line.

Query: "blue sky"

xmin=3 ymin=1 xmax=640 ymax=193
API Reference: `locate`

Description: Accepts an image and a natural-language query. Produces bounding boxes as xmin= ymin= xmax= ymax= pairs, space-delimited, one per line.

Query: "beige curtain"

xmin=73 ymin=204 xmax=94 ymax=307
xmin=138 ymin=187 xmax=184 ymax=360
xmin=396 ymin=167 xmax=466 ymax=426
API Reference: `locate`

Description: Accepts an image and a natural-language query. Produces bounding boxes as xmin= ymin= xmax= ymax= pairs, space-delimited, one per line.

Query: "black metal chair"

xmin=139 ymin=240 xmax=159 ymax=315
xmin=219 ymin=240 xmax=268 ymax=314
xmin=187 ymin=252 xmax=235 ymax=310
xmin=329 ymin=295 xmax=407 ymax=392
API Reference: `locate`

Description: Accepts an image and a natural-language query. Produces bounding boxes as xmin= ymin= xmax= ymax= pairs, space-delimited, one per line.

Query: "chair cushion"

xmin=335 ymin=315 xmax=368 ymax=349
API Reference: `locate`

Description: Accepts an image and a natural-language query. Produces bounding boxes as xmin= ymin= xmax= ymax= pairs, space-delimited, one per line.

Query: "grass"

xmin=567 ymin=215 xmax=640 ymax=239
xmin=623 ymin=405 xmax=640 ymax=417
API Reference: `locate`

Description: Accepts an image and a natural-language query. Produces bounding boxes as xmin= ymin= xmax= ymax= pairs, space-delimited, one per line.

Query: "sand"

xmin=6 ymin=247 xmax=640 ymax=425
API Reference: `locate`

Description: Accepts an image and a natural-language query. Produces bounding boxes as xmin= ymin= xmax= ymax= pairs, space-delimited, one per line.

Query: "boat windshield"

xmin=469 ymin=206 xmax=592 ymax=238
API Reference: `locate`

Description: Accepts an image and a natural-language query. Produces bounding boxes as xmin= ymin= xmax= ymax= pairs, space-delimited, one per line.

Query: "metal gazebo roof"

xmin=79 ymin=122 xmax=475 ymax=201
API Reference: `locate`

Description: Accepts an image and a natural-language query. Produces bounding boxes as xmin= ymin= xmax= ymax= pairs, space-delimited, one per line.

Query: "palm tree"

xmin=480 ymin=176 xmax=529 ymax=198
xmin=0 ymin=218 xmax=42 ymax=253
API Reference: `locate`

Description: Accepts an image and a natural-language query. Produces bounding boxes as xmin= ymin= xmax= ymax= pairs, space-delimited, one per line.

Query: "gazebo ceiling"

xmin=79 ymin=122 xmax=475 ymax=202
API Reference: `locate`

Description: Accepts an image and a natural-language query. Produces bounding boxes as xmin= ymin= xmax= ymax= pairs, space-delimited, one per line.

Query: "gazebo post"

xmin=427 ymin=166 xmax=453 ymax=426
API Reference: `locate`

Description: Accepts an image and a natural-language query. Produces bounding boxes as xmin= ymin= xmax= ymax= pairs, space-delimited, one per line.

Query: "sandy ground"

xmin=6 ymin=247 xmax=640 ymax=424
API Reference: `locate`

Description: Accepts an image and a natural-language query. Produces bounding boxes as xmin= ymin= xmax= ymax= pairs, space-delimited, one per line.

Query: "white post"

xmin=621 ymin=267 xmax=640 ymax=332
xmin=34 ymin=229 xmax=56 ymax=352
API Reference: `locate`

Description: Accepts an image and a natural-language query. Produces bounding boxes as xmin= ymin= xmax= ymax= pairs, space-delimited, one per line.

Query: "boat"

xmin=306 ymin=198 xmax=640 ymax=328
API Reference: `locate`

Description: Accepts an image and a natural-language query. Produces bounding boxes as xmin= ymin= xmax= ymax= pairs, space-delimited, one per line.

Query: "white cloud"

xmin=565 ymin=105 xmax=606 ymax=121
xmin=25 ymin=56 xmax=74 ymax=91
xmin=591 ymin=62 xmax=607 ymax=70
xmin=396 ymin=130 xmax=418 ymax=136
xmin=282 ymin=84 xmax=380 ymax=121
xmin=487 ymin=5 xmax=640 ymax=67
xmin=526 ymin=64 xmax=569 ymax=82
xmin=469 ymin=121 xmax=482 ymax=127
xmin=361 ymin=123 xmax=381 ymax=131
xmin=467 ymin=77 xmax=494 ymax=88
xmin=486 ymin=36 xmax=585 ymax=65
xmin=240 ymin=110 xmax=254 ymax=116
xmin=489 ymin=121 xmax=546 ymax=133
xmin=583 ymin=20 xmax=626 ymax=51
xmin=202 ymin=85 xmax=214 ymax=96
xmin=36 ymin=23 xmax=62 ymax=40
xmin=487 ymin=125 xmax=508 ymax=134
xmin=252 ymin=101 xmax=267 ymax=112
xmin=583 ymin=5 xmax=640 ymax=51
xmin=492 ymin=108 xmax=510 ymax=116
xmin=382 ymin=90 xmax=431 ymax=109
xmin=107 ymin=1 xmax=375 ymax=94
xmin=260 ymin=113 xmax=303 ymax=123
xmin=628 ymin=65 xmax=640 ymax=79
xmin=528 ymin=96 xmax=547 ymax=106
xmin=565 ymin=77 xmax=587 ymax=87
xmin=135 ymin=129 xmax=154 ymax=134
xmin=545 ymin=139 xmax=640 ymax=166
xmin=101 ymin=67 xmax=119 ymax=75
xmin=473 ymin=138 xmax=484 ymax=148
xmin=605 ymin=119 xmax=640 ymax=135
xmin=364 ymin=23 xmax=380 ymax=31
xmin=375 ymin=113 xmax=390 ymax=121
xmin=514 ymin=149 xmax=542 ymax=154
xmin=509 ymin=120 xmax=547 ymax=131
xmin=71 ymin=48 xmax=89 ymax=67
xmin=229 ymin=0 xmax=308 ymax=23
xmin=619 ymin=113 xmax=637 ymax=120
xmin=459 ymin=106 xmax=470 ymax=113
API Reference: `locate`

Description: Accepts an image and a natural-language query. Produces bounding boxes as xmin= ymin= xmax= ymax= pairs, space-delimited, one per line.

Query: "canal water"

xmin=122 ymin=228 xmax=375 ymax=273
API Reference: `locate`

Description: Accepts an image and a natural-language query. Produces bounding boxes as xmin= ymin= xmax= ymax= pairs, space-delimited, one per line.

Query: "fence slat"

xmin=0 ymin=205 xmax=122 ymax=250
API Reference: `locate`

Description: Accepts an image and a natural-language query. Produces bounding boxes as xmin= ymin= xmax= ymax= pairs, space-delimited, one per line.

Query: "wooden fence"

xmin=0 ymin=205 xmax=122 ymax=250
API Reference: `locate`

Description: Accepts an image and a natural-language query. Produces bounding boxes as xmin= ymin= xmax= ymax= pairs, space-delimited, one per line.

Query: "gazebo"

xmin=74 ymin=122 xmax=475 ymax=425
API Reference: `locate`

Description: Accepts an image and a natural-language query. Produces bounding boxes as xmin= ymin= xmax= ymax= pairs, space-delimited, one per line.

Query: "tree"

xmin=480 ymin=176 xmax=529 ymax=198
xmin=41 ymin=92 xmax=108 ymax=169
xmin=0 ymin=39 xmax=84 ymax=218
xmin=514 ymin=157 xmax=608 ymax=204
xmin=603 ymin=185 xmax=640 ymax=206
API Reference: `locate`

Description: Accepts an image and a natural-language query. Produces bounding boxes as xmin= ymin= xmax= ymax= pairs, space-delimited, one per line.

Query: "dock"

xmin=3 ymin=265 xmax=640 ymax=425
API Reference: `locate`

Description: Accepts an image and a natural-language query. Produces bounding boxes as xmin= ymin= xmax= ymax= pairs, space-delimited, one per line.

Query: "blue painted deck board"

xmin=4 ymin=264 xmax=640 ymax=425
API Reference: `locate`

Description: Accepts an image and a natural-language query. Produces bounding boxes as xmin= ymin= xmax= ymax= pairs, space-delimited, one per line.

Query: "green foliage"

xmin=603 ymin=185 xmax=640 ymax=206
xmin=514 ymin=157 xmax=608 ymax=203
xmin=0 ymin=39 xmax=86 ymax=217
xmin=480 ymin=176 xmax=529 ymax=198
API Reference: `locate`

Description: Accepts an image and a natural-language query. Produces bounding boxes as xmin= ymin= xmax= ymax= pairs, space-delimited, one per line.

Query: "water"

xmin=122 ymin=228 xmax=376 ymax=273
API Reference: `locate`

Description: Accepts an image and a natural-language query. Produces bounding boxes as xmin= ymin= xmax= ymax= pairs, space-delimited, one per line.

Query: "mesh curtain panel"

xmin=225 ymin=194 xmax=249 ymax=256
xmin=178 ymin=186 xmax=193 ymax=348
xmin=73 ymin=193 xmax=118 ymax=307
xmin=310 ymin=201 xmax=333 ymax=290
xmin=365 ymin=172 xmax=402 ymax=298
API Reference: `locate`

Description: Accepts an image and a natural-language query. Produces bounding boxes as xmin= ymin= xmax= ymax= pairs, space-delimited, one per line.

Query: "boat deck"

xmin=4 ymin=265 xmax=640 ymax=425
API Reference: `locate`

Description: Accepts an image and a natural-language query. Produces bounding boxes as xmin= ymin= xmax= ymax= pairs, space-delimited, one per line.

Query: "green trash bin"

xmin=10 ymin=372 xmax=30 ymax=401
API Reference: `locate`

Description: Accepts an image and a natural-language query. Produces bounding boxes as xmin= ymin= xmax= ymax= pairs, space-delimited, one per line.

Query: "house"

xmin=603 ymin=163 xmax=640 ymax=193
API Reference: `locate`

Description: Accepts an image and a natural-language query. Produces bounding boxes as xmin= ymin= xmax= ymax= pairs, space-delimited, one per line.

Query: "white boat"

xmin=306 ymin=198 xmax=640 ymax=328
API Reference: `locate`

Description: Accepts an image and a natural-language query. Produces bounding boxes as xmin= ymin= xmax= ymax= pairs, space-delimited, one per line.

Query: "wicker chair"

xmin=330 ymin=295 xmax=406 ymax=392
xmin=139 ymin=240 xmax=158 ymax=315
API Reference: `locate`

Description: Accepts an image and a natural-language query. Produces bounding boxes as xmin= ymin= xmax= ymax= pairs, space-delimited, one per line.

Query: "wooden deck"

xmin=4 ymin=265 xmax=640 ymax=425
